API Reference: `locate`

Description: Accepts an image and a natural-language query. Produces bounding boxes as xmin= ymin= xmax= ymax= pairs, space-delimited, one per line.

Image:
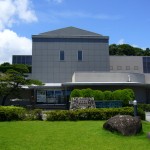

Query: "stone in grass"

xmin=103 ymin=115 xmax=142 ymax=136
xmin=147 ymin=132 xmax=150 ymax=139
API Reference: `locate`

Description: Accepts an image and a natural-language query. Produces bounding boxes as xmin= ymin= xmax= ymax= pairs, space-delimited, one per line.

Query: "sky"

xmin=0 ymin=0 xmax=150 ymax=64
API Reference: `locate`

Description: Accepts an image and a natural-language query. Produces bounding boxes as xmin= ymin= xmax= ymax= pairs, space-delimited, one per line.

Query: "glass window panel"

xmin=26 ymin=56 xmax=32 ymax=65
xmin=60 ymin=51 xmax=64 ymax=61
xmin=78 ymin=50 xmax=82 ymax=61
xmin=46 ymin=91 xmax=55 ymax=98
xmin=143 ymin=57 xmax=150 ymax=73
xmin=117 ymin=66 xmax=122 ymax=70
xmin=126 ymin=66 xmax=130 ymax=70
xmin=16 ymin=56 xmax=22 ymax=64
xmin=12 ymin=56 xmax=16 ymax=64
xmin=22 ymin=56 xmax=26 ymax=64
xmin=55 ymin=91 xmax=62 ymax=97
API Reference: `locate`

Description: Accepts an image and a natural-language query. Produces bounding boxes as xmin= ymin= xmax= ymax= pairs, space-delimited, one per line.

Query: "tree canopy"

xmin=0 ymin=63 xmax=42 ymax=105
xmin=109 ymin=44 xmax=150 ymax=56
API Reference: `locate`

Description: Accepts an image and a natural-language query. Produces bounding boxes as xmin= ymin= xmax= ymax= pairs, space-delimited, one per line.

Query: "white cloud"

xmin=117 ymin=39 xmax=125 ymax=45
xmin=0 ymin=29 xmax=32 ymax=64
xmin=0 ymin=0 xmax=37 ymax=30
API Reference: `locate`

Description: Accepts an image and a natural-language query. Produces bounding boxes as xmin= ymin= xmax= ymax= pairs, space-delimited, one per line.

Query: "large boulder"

xmin=103 ymin=115 xmax=142 ymax=136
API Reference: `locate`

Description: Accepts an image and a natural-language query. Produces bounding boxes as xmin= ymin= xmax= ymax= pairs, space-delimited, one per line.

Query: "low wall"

xmin=95 ymin=100 xmax=123 ymax=108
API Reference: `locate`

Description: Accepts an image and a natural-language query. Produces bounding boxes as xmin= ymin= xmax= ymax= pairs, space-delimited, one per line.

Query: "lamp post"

xmin=129 ymin=100 xmax=138 ymax=117
xmin=133 ymin=100 xmax=137 ymax=117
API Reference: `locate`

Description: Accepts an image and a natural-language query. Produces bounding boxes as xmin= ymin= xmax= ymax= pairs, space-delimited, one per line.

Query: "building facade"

xmin=12 ymin=27 xmax=150 ymax=105
xmin=32 ymin=27 xmax=110 ymax=83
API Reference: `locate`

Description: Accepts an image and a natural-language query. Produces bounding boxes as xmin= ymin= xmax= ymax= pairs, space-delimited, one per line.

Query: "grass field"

xmin=0 ymin=121 xmax=150 ymax=150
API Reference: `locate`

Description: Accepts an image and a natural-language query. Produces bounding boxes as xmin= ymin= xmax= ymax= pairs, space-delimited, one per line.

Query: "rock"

xmin=147 ymin=132 xmax=150 ymax=139
xmin=103 ymin=115 xmax=142 ymax=136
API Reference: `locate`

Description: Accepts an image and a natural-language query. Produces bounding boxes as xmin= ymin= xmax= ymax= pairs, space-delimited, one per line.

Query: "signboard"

xmin=70 ymin=97 xmax=96 ymax=110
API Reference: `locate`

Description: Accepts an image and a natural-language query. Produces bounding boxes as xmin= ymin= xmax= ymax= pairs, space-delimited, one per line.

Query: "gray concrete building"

xmin=32 ymin=26 xmax=110 ymax=83
xmin=11 ymin=27 xmax=150 ymax=105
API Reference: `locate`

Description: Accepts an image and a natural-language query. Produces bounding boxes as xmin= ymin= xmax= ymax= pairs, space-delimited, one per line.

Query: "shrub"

xmin=81 ymin=88 xmax=94 ymax=98
xmin=0 ymin=106 xmax=26 ymax=121
xmin=103 ymin=91 xmax=113 ymax=100
xmin=125 ymin=88 xmax=135 ymax=100
xmin=93 ymin=90 xmax=104 ymax=100
xmin=138 ymin=104 xmax=150 ymax=112
xmin=46 ymin=107 xmax=145 ymax=121
xmin=112 ymin=89 xmax=135 ymax=106
xmin=25 ymin=109 xmax=42 ymax=121
xmin=112 ymin=90 xmax=122 ymax=100
xmin=70 ymin=89 xmax=82 ymax=99
xmin=119 ymin=89 xmax=132 ymax=106
xmin=70 ymin=88 xmax=135 ymax=106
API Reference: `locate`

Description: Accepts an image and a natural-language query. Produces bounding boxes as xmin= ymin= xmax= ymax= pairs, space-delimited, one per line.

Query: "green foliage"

xmin=70 ymin=89 xmax=82 ymax=99
xmin=103 ymin=91 xmax=113 ymax=100
xmin=25 ymin=109 xmax=42 ymax=121
xmin=81 ymin=88 xmax=94 ymax=97
xmin=93 ymin=90 xmax=104 ymax=100
xmin=0 ymin=63 xmax=29 ymax=74
xmin=109 ymin=44 xmax=148 ymax=56
xmin=0 ymin=106 xmax=43 ymax=121
xmin=138 ymin=104 xmax=150 ymax=112
xmin=113 ymin=90 xmax=122 ymax=100
xmin=46 ymin=107 xmax=145 ymax=121
xmin=70 ymin=88 xmax=135 ymax=106
xmin=0 ymin=106 xmax=26 ymax=121
xmin=0 ymin=63 xmax=42 ymax=105
xmin=120 ymin=89 xmax=135 ymax=106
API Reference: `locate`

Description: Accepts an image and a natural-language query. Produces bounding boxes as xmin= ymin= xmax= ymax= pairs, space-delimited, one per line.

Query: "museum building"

xmin=12 ymin=27 xmax=150 ymax=107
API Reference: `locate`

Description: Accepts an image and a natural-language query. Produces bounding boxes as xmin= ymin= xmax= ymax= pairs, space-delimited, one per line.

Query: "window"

xmin=126 ymin=66 xmax=130 ymax=70
xmin=22 ymin=56 xmax=26 ymax=64
xmin=60 ymin=51 xmax=64 ymax=61
xmin=143 ymin=57 xmax=150 ymax=73
xmin=134 ymin=66 xmax=138 ymax=70
xmin=110 ymin=66 xmax=113 ymax=70
xmin=12 ymin=56 xmax=17 ymax=64
xmin=26 ymin=56 xmax=32 ymax=65
xmin=12 ymin=55 xmax=32 ymax=65
xmin=78 ymin=50 xmax=82 ymax=61
xmin=117 ymin=66 xmax=122 ymax=70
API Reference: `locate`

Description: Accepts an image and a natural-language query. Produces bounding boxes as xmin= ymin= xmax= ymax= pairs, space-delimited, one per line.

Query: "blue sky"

xmin=0 ymin=0 xmax=150 ymax=63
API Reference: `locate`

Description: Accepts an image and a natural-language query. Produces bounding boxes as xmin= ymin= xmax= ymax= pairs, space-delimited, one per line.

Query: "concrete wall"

xmin=72 ymin=72 xmax=145 ymax=83
xmin=110 ymin=56 xmax=143 ymax=73
xmin=32 ymin=38 xmax=109 ymax=83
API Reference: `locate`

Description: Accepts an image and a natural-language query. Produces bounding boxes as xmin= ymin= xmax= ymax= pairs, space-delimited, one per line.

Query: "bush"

xmin=0 ymin=106 xmax=43 ymax=121
xmin=70 ymin=88 xmax=135 ymax=106
xmin=103 ymin=91 xmax=113 ymax=100
xmin=25 ymin=109 xmax=42 ymax=121
xmin=70 ymin=89 xmax=82 ymax=99
xmin=46 ymin=107 xmax=145 ymax=121
xmin=0 ymin=106 xmax=26 ymax=121
xmin=81 ymin=88 xmax=94 ymax=97
xmin=93 ymin=90 xmax=104 ymax=100
xmin=112 ymin=90 xmax=122 ymax=100
xmin=138 ymin=104 xmax=150 ymax=112
xmin=121 ymin=89 xmax=135 ymax=105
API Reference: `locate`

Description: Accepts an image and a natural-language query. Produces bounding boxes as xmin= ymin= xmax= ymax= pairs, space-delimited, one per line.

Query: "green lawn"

xmin=0 ymin=121 xmax=150 ymax=150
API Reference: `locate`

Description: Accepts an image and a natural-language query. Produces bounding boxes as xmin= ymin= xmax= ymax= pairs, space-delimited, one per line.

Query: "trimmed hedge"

xmin=24 ymin=109 xmax=43 ymax=121
xmin=46 ymin=107 xmax=145 ymax=121
xmin=0 ymin=106 xmax=26 ymax=121
xmin=138 ymin=104 xmax=150 ymax=112
xmin=0 ymin=106 xmax=42 ymax=121
xmin=70 ymin=88 xmax=135 ymax=106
